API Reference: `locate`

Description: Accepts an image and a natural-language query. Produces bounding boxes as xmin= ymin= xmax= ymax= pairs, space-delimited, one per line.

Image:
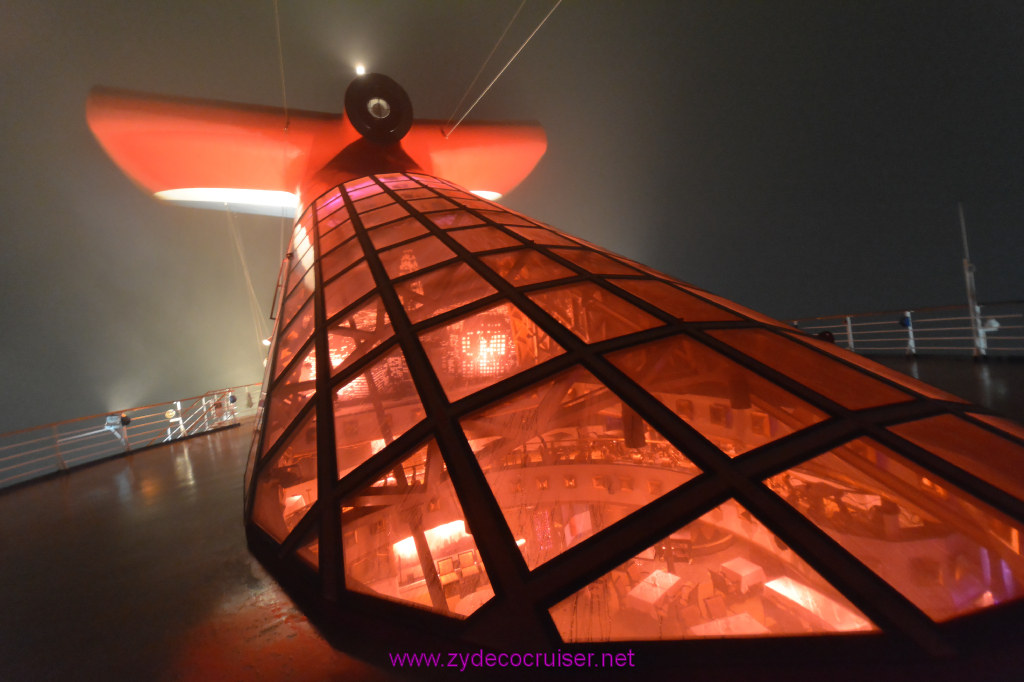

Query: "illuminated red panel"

xmin=86 ymin=88 xmax=546 ymax=206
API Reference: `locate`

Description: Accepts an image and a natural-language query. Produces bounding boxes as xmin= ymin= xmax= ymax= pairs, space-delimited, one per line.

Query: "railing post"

xmin=845 ymin=315 xmax=856 ymax=351
xmin=903 ymin=311 xmax=916 ymax=356
xmin=52 ymin=424 xmax=67 ymax=472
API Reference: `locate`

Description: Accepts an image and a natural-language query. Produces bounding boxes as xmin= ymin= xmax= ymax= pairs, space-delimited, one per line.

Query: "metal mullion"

xmin=383 ymin=177 xmax=738 ymax=477
xmin=310 ymin=193 xmax=343 ymax=601
xmin=341 ymin=176 xmax=540 ymax=622
xmin=247 ymin=390 xmax=318 ymax=487
xmin=686 ymin=327 xmax=867 ymax=420
xmin=767 ymin=326 xmax=956 ymax=403
xmin=732 ymin=480 xmax=953 ymax=656
xmin=529 ymin=473 xmax=730 ymax=606
xmin=857 ymin=424 xmax=1024 ymax=525
xmin=329 ymin=422 xmax=436 ymax=501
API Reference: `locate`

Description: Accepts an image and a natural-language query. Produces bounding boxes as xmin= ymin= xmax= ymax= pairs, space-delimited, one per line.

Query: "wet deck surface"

xmin=0 ymin=422 xmax=401 ymax=682
xmin=1 ymin=359 xmax=1021 ymax=681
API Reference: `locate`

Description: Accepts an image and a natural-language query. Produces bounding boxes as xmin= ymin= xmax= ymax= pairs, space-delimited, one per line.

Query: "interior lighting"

xmin=355 ymin=63 xmax=367 ymax=76
xmin=470 ymin=190 xmax=502 ymax=201
xmin=155 ymin=188 xmax=299 ymax=216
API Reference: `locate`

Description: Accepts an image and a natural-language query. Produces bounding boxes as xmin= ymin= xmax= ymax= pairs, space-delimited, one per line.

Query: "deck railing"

xmin=0 ymin=382 xmax=260 ymax=491
xmin=791 ymin=300 xmax=1024 ymax=357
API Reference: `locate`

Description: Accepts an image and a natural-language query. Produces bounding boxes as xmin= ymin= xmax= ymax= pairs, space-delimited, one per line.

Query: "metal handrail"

xmin=0 ymin=382 xmax=261 ymax=491
xmin=792 ymin=300 xmax=1024 ymax=357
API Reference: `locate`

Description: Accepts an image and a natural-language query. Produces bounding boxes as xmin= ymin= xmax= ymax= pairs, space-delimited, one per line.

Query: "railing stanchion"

xmin=845 ymin=315 xmax=856 ymax=351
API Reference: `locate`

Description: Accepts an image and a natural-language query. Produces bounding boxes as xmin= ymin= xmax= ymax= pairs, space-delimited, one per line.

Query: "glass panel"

xmin=528 ymin=282 xmax=662 ymax=344
xmin=681 ymin=286 xmax=788 ymax=327
xmin=334 ymin=346 xmax=424 ymax=479
xmin=550 ymin=499 xmax=875 ymax=641
xmin=368 ymin=216 xmax=428 ymax=250
xmin=319 ymin=224 xmax=350 ymax=254
xmin=346 ymin=181 xmax=384 ymax=201
xmin=507 ymin=225 xmax=579 ymax=246
xmin=286 ymin=220 xmax=315 ymax=294
xmin=360 ymin=202 xmax=408 ymax=229
xmin=319 ymin=207 xmax=353 ymax=238
xmin=549 ymin=248 xmax=641 ymax=275
xmin=460 ymin=366 xmax=702 ymax=570
xmin=315 ymin=187 xmax=343 ymax=219
xmin=783 ymin=332 xmax=967 ymax=403
xmin=607 ymin=335 xmax=829 ymax=457
xmin=252 ymin=412 xmax=317 ymax=543
xmin=710 ymin=329 xmax=910 ymax=410
xmin=353 ymin=191 xmax=394 ymax=214
xmin=394 ymin=262 xmax=496 ymax=325
xmin=274 ymin=298 xmax=315 ymax=380
xmin=420 ymin=301 xmax=564 ymax=402
xmin=296 ymin=523 xmax=320 ymax=569
xmin=396 ymin=187 xmax=436 ymax=201
xmin=325 ymin=261 xmax=376 ymax=319
xmin=409 ymin=197 xmax=456 ymax=213
xmin=447 ymin=226 xmax=523 ymax=252
xmin=766 ymin=438 xmax=1024 ymax=622
xmin=428 ymin=210 xmax=484 ymax=229
xmin=341 ymin=441 xmax=494 ymax=617
xmin=263 ymin=344 xmax=316 ymax=454
xmin=379 ymin=235 xmax=456 ymax=279
xmin=279 ymin=268 xmax=314 ymax=330
xmin=479 ymin=209 xmax=535 ymax=227
xmin=480 ymin=249 xmax=575 ymax=287
xmin=890 ymin=415 xmax=1024 ymax=501
xmin=327 ymin=295 xmax=392 ymax=377
xmin=611 ymin=279 xmax=740 ymax=321
xmin=970 ymin=413 xmax=1024 ymax=442
xmin=321 ymin=238 xmax=365 ymax=282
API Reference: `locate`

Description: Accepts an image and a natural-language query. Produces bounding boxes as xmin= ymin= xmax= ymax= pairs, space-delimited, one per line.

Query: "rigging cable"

xmin=226 ymin=208 xmax=271 ymax=365
xmin=273 ymin=0 xmax=291 ymax=264
xmin=444 ymin=0 xmax=563 ymax=137
xmin=443 ymin=0 xmax=528 ymax=134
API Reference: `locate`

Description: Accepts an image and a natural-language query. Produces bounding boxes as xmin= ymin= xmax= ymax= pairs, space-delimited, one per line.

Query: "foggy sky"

xmin=2 ymin=1 xmax=1023 ymax=433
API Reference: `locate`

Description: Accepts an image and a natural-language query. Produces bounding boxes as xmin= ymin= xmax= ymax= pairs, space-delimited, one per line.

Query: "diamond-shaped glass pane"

xmin=419 ymin=301 xmax=564 ymax=402
xmin=607 ymin=334 xmax=828 ymax=457
xmin=380 ymin=235 xmax=456 ymax=279
xmin=394 ymin=262 xmax=496 ymax=325
xmin=263 ymin=344 xmax=316 ymax=455
xmin=447 ymin=226 xmax=523 ymax=252
xmin=710 ymin=329 xmax=910 ymax=410
xmin=252 ymin=411 xmax=317 ymax=543
xmin=327 ymin=295 xmax=392 ymax=377
xmin=890 ymin=414 xmax=1024 ymax=501
xmin=480 ymin=249 xmax=575 ymax=287
xmin=274 ymin=298 xmax=314 ymax=380
xmin=460 ymin=366 xmax=702 ymax=569
xmin=549 ymin=499 xmax=875 ymax=641
xmin=334 ymin=346 xmax=424 ymax=479
xmin=528 ymin=282 xmax=662 ymax=344
xmin=766 ymin=437 xmax=1024 ymax=621
xmin=611 ymin=279 xmax=740 ymax=321
xmin=325 ymin=261 xmax=376 ymax=319
xmin=783 ymin=332 xmax=968 ymax=403
xmin=341 ymin=441 xmax=494 ymax=617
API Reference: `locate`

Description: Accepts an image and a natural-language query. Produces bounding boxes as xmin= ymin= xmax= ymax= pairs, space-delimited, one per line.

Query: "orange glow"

xmin=392 ymin=520 xmax=470 ymax=561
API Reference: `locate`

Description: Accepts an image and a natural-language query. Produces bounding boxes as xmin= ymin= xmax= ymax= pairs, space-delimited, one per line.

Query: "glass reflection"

xmin=607 ymin=335 xmax=828 ymax=457
xmin=420 ymin=301 xmax=563 ymax=402
xmin=341 ymin=441 xmax=494 ymax=617
xmin=550 ymin=499 xmax=875 ymax=641
xmin=461 ymin=366 xmax=701 ymax=569
xmin=252 ymin=413 xmax=317 ymax=543
xmin=767 ymin=437 xmax=1024 ymax=621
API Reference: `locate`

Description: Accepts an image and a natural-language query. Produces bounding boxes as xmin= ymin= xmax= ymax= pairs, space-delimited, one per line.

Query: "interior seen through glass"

xmin=766 ymin=437 xmax=1024 ymax=622
xmin=550 ymin=499 xmax=876 ymax=641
